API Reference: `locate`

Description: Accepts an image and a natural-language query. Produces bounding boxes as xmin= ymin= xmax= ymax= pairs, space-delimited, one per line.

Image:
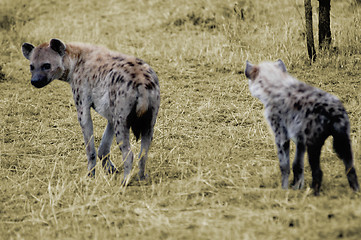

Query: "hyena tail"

xmin=136 ymin=86 xmax=149 ymax=117
xmin=331 ymin=116 xmax=360 ymax=191
xmin=128 ymin=85 xmax=152 ymax=141
xmin=331 ymin=111 xmax=352 ymax=161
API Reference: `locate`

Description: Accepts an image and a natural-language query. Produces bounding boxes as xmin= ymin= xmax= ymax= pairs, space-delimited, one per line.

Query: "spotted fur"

xmin=245 ymin=59 xmax=359 ymax=195
xmin=22 ymin=39 xmax=160 ymax=181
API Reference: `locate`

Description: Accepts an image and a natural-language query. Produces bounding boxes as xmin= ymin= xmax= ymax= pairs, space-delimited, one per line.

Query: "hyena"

xmin=22 ymin=39 xmax=160 ymax=182
xmin=244 ymin=59 xmax=359 ymax=195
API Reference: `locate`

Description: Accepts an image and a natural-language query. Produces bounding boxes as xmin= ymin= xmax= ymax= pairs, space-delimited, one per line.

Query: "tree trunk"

xmin=305 ymin=0 xmax=316 ymax=62
xmin=318 ymin=0 xmax=331 ymax=49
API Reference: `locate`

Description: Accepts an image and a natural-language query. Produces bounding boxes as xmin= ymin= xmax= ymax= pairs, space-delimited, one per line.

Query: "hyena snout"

xmin=31 ymin=73 xmax=51 ymax=88
xmin=29 ymin=64 xmax=63 ymax=88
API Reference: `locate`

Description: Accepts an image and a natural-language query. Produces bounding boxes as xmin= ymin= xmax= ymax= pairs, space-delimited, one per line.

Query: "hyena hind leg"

xmin=133 ymin=108 xmax=156 ymax=181
xmin=291 ymin=141 xmax=306 ymax=190
xmin=98 ymin=121 xmax=118 ymax=174
xmin=333 ymin=132 xmax=359 ymax=192
xmin=137 ymin=128 xmax=154 ymax=180
xmin=307 ymin=143 xmax=323 ymax=196
xmin=114 ymin=122 xmax=134 ymax=183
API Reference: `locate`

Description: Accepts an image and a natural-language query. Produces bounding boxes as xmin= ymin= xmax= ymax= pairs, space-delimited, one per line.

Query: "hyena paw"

xmin=136 ymin=173 xmax=149 ymax=181
xmin=313 ymin=186 xmax=320 ymax=196
xmin=121 ymin=178 xmax=128 ymax=187
xmin=346 ymin=168 xmax=359 ymax=192
xmin=106 ymin=165 xmax=119 ymax=175
xmin=88 ymin=169 xmax=96 ymax=178
xmin=350 ymin=182 xmax=359 ymax=192
xmin=102 ymin=159 xmax=118 ymax=175
xmin=291 ymin=178 xmax=304 ymax=190
xmin=281 ymin=175 xmax=289 ymax=189
xmin=311 ymin=182 xmax=321 ymax=196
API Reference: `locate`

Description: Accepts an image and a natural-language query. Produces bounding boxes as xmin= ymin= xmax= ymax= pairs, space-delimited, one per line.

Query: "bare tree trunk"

xmin=305 ymin=0 xmax=316 ymax=62
xmin=318 ymin=0 xmax=331 ymax=49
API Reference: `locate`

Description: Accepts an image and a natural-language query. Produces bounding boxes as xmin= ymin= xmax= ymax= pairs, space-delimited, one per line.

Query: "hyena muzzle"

xmin=244 ymin=59 xmax=359 ymax=195
xmin=22 ymin=39 xmax=160 ymax=182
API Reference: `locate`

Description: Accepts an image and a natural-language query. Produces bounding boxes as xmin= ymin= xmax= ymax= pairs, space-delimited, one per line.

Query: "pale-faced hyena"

xmin=245 ymin=59 xmax=359 ymax=195
xmin=22 ymin=39 xmax=160 ymax=182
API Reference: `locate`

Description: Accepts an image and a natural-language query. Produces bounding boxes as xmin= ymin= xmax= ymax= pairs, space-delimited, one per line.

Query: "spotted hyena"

xmin=244 ymin=59 xmax=359 ymax=195
xmin=22 ymin=39 xmax=160 ymax=182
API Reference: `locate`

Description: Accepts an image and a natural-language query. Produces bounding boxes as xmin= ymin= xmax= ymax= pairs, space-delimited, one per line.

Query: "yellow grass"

xmin=1 ymin=0 xmax=361 ymax=239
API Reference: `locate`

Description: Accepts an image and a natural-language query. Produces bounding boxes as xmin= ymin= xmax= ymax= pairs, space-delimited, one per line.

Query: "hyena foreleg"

xmin=276 ymin=139 xmax=291 ymax=189
xmin=77 ymin=106 xmax=97 ymax=177
xmin=269 ymin=115 xmax=290 ymax=189
xmin=98 ymin=121 xmax=118 ymax=174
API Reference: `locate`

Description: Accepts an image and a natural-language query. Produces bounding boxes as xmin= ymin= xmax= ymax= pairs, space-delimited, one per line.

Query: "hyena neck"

xmin=59 ymin=69 xmax=70 ymax=82
xmin=58 ymin=43 xmax=86 ymax=83
xmin=250 ymin=84 xmax=279 ymax=106
xmin=253 ymin=73 xmax=299 ymax=106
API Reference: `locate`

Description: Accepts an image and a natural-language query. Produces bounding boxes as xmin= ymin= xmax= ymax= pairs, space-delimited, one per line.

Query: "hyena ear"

xmin=50 ymin=39 xmax=66 ymax=57
xmin=22 ymin=43 xmax=35 ymax=60
xmin=276 ymin=59 xmax=287 ymax=72
xmin=245 ymin=60 xmax=259 ymax=80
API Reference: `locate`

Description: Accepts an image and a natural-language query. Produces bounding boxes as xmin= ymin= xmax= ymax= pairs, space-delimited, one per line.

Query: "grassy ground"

xmin=1 ymin=0 xmax=361 ymax=239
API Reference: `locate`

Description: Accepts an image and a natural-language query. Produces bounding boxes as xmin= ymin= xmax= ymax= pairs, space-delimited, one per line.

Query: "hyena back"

xmin=22 ymin=39 xmax=160 ymax=181
xmin=245 ymin=59 xmax=359 ymax=195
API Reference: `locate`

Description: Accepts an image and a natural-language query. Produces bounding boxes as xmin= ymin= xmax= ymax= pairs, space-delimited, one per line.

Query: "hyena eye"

xmin=30 ymin=64 xmax=34 ymax=71
xmin=42 ymin=63 xmax=51 ymax=70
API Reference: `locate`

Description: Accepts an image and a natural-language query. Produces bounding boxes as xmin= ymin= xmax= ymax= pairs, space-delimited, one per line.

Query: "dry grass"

xmin=1 ymin=0 xmax=361 ymax=239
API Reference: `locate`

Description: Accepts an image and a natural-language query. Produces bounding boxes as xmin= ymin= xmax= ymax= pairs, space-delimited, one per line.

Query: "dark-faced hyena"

xmin=22 ymin=39 xmax=160 ymax=182
xmin=244 ymin=59 xmax=359 ymax=195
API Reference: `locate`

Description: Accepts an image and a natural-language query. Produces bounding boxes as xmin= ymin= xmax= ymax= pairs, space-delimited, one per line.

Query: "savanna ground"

xmin=1 ymin=0 xmax=361 ymax=239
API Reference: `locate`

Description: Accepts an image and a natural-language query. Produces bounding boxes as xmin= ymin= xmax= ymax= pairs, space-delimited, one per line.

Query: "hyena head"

xmin=244 ymin=59 xmax=288 ymax=100
xmin=21 ymin=39 xmax=66 ymax=88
